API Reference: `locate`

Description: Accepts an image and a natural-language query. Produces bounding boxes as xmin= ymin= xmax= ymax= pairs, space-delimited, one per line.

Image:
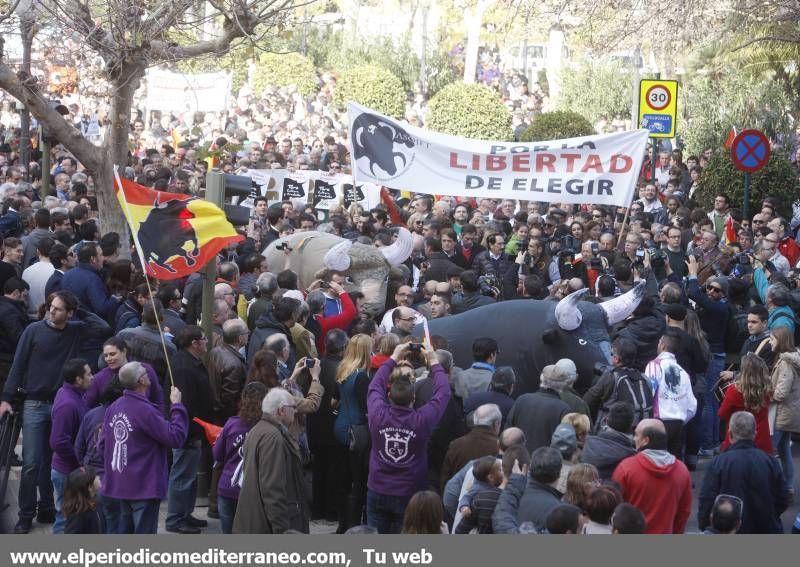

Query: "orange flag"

xmin=193 ymin=418 xmax=223 ymax=445
xmin=724 ymin=127 xmax=738 ymax=149
xmin=724 ymin=215 xmax=737 ymax=246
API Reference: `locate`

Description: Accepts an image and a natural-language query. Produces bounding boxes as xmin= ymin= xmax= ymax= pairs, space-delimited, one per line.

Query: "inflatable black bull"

xmin=415 ymin=284 xmax=645 ymax=396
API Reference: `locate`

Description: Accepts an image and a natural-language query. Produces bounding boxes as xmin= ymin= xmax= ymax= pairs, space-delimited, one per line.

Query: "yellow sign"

xmin=638 ymin=79 xmax=678 ymax=138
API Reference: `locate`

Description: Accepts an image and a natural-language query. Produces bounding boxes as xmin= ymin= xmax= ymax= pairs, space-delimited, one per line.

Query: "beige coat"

xmin=770 ymin=351 xmax=800 ymax=433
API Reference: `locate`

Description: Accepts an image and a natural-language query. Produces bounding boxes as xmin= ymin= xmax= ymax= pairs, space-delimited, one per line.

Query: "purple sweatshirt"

xmin=99 ymin=390 xmax=187 ymax=501
xmin=50 ymin=383 xmax=88 ymax=474
xmin=367 ymin=359 xmax=450 ymax=497
xmin=85 ymin=363 xmax=163 ymax=410
xmin=74 ymin=405 xmax=105 ymax=477
xmin=212 ymin=416 xmax=251 ymax=500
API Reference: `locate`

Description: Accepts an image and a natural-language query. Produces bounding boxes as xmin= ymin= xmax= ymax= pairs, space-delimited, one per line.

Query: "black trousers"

xmin=663 ymin=419 xmax=686 ymax=461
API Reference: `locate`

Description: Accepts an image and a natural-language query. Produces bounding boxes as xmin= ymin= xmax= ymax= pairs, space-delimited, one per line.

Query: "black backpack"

xmin=593 ymin=367 xmax=654 ymax=433
xmin=724 ymin=305 xmax=748 ymax=355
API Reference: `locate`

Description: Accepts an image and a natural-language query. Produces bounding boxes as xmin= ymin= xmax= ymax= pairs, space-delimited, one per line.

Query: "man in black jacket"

xmin=506 ymin=365 xmax=570 ymax=453
xmin=698 ymin=411 xmax=790 ymax=533
xmin=580 ymin=402 xmax=636 ymax=479
xmin=452 ymin=270 xmax=496 ymax=314
xmin=308 ymin=329 xmax=347 ymax=522
xmin=0 ymin=278 xmax=29 ymax=388
xmin=166 ymin=325 xmax=214 ymax=534
xmin=422 ymin=237 xmax=463 ymax=284
xmin=473 ymin=233 xmax=518 ymax=300
xmin=247 ymin=296 xmax=299 ymax=371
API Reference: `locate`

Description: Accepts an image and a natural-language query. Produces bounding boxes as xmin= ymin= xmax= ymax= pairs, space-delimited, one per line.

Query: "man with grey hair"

xmin=553 ymin=358 xmax=590 ymax=417
xmin=753 ymin=256 xmax=796 ymax=333
xmin=247 ymin=271 xmax=278 ymax=330
xmin=234 ymin=387 xmax=309 ymax=533
xmin=698 ymin=411 xmax=790 ymax=533
xmin=464 ymin=366 xmax=516 ymax=423
xmin=98 ymin=361 xmax=187 ymax=534
xmin=440 ymin=404 xmax=502 ymax=490
xmin=493 ymin=446 xmax=563 ymax=533
xmin=264 ymin=333 xmax=291 ymax=380
xmin=506 ymin=365 xmax=570 ymax=453
xmin=208 ymin=319 xmax=249 ymax=422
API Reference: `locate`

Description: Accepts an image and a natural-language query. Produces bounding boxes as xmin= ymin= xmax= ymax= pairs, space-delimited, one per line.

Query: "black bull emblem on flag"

xmin=137 ymin=195 xmax=200 ymax=273
xmin=351 ymin=113 xmax=415 ymax=176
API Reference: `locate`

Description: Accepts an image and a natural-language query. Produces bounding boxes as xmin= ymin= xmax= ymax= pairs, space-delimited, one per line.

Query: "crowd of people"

xmin=1 ymin=46 xmax=800 ymax=534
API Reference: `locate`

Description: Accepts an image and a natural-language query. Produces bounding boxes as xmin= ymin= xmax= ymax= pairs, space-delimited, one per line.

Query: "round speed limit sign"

xmin=645 ymin=85 xmax=671 ymax=111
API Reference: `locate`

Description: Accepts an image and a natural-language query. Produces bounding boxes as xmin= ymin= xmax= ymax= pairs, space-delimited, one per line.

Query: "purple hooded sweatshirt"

xmin=99 ymin=390 xmax=187 ymax=501
xmin=212 ymin=416 xmax=252 ymax=500
xmin=85 ymin=363 xmax=163 ymax=410
xmin=367 ymin=359 xmax=450 ymax=497
xmin=50 ymin=382 xmax=88 ymax=474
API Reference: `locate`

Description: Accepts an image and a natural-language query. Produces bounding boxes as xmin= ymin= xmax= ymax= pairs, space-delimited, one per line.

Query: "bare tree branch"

xmin=732 ymin=34 xmax=800 ymax=51
xmin=0 ymin=60 xmax=102 ymax=168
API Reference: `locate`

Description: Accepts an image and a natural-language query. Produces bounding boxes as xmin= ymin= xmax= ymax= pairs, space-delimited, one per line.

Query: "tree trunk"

xmin=463 ymin=0 xmax=492 ymax=84
xmin=96 ymin=69 xmax=144 ymax=257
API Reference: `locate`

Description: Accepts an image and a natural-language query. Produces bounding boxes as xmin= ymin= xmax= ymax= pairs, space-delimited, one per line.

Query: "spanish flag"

xmin=115 ymin=172 xmax=243 ymax=280
xmin=724 ymin=215 xmax=737 ymax=246
xmin=193 ymin=418 xmax=223 ymax=445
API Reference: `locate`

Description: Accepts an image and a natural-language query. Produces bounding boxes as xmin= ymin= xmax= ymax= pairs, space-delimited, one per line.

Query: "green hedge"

xmin=251 ymin=52 xmax=318 ymax=96
xmin=333 ymin=65 xmax=406 ymax=119
xmin=694 ymin=150 xmax=798 ymax=218
xmin=426 ymin=82 xmax=513 ymax=140
xmin=519 ymin=110 xmax=594 ymax=142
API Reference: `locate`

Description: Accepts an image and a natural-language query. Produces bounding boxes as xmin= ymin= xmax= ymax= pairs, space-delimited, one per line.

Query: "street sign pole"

xmin=743 ymin=172 xmax=751 ymax=220
xmin=650 ymin=140 xmax=657 ymax=184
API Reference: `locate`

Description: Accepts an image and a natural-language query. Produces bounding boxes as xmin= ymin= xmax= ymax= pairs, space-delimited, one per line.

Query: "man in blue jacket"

xmin=698 ymin=411 xmax=790 ymax=533
xmin=0 ymin=290 xmax=112 ymax=534
xmin=60 ymin=242 xmax=122 ymax=324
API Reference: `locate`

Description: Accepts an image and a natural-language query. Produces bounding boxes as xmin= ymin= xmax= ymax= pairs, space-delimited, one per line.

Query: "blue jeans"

xmin=218 ymin=495 xmax=237 ymax=534
xmin=99 ymin=492 xmax=121 ymax=534
xmin=701 ymin=354 xmax=725 ymax=450
xmin=773 ymin=429 xmax=795 ymax=491
xmin=51 ymin=469 xmax=67 ymax=534
xmin=166 ymin=446 xmax=200 ymax=529
xmin=366 ymin=490 xmax=411 ymax=534
xmin=118 ymin=499 xmax=160 ymax=534
xmin=19 ymin=400 xmax=54 ymax=520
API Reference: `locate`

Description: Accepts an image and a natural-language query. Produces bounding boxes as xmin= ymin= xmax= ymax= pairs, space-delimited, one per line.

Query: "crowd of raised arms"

xmin=1 ymin=107 xmax=800 ymax=536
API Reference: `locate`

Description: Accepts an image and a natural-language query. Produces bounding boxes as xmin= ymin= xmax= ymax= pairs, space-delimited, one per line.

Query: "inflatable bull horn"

xmin=322 ymin=227 xmax=413 ymax=271
xmin=599 ymin=281 xmax=647 ymax=325
xmin=554 ymin=288 xmax=589 ymax=331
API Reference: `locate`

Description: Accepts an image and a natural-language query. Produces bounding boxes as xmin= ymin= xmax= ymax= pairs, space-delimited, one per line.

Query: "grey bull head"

xmin=262 ymin=228 xmax=413 ymax=317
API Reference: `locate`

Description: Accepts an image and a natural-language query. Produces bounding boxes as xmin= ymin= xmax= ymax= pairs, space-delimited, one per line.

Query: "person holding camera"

xmin=473 ymin=233 xmax=518 ymax=300
xmin=366 ymin=342 xmax=451 ymax=533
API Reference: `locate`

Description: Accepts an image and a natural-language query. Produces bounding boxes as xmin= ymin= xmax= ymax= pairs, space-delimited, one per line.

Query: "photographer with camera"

xmin=583 ymin=337 xmax=654 ymax=433
xmin=452 ymin=270 xmax=496 ymax=314
xmin=473 ymin=233 xmax=518 ymax=301
xmin=516 ymin=237 xmax=552 ymax=292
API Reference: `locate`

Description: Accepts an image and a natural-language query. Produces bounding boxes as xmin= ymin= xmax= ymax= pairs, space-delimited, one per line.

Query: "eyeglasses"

xmin=706 ymin=285 xmax=722 ymax=293
xmin=281 ymin=403 xmax=297 ymax=411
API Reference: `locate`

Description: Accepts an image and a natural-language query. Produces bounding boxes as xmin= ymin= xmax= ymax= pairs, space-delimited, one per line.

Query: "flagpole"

xmin=114 ymin=166 xmax=176 ymax=388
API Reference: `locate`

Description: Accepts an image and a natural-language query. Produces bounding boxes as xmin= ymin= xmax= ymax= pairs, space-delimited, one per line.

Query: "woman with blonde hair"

xmin=562 ymin=463 xmax=600 ymax=511
xmin=768 ymin=326 xmax=800 ymax=495
xmin=718 ymin=353 xmax=773 ymax=454
xmin=333 ymin=334 xmax=373 ymax=533
xmin=562 ymin=413 xmax=591 ymax=453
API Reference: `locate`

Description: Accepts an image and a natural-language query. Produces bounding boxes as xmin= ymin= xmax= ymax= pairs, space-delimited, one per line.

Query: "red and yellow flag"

xmin=193 ymin=418 xmax=223 ymax=445
xmin=115 ymin=175 xmax=243 ymax=280
xmin=724 ymin=215 xmax=737 ymax=246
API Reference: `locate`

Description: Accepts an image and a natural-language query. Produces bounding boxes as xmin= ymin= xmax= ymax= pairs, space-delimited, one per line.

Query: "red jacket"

xmin=313 ymin=293 xmax=357 ymax=354
xmin=612 ymin=451 xmax=692 ymax=534
xmin=718 ymin=385 xmax=774 ymax=454
xmin=779 ymin=236 xmax=800 ymax=268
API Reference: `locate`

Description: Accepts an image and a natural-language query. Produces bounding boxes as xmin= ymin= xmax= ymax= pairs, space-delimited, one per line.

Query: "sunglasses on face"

xmin=706 ymin=285 xmax=722 ymax=293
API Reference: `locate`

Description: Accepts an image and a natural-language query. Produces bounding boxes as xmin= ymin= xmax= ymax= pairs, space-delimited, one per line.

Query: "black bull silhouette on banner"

xmin=351 ymin=113 xmax=415 ymax=177
xmin=137 ymin=195 xmax=200 ymax=273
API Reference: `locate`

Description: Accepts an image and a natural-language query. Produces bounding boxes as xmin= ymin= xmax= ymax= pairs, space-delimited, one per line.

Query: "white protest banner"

xmin=348 ymin=102 xmax=649 ymax=207
xmin=145 ymin=69 xmax=231 ymax=113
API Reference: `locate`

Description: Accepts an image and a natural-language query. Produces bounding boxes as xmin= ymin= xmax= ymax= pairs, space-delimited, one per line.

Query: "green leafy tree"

xmin=557 ymin=61 xmax=631 ymax=124
xmin=333 ymin=65 xmax=406 ymax=118
xmin=694 ymin=151 xmax=798 ymax=218
xmin=681 ymin=67 xmax=794 ymax=157
xmin=520 ymin=110 xmax=594 ymax=142
xmin=251 ymin=52 xmax=319 ymax=96
xmin=426 ymin=82 xmax=513 ymax=140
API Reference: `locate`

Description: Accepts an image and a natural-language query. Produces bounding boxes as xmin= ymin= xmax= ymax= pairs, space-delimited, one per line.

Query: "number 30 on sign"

xmin=638 ymin=79 xmax=678 ymax=138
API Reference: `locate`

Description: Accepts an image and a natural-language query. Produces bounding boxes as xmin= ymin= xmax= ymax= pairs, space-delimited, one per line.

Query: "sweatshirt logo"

xmin=110 ymin=412 xmax=133 ymax=473
xmin=381 ymin=427 xmax=415 ymax=463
